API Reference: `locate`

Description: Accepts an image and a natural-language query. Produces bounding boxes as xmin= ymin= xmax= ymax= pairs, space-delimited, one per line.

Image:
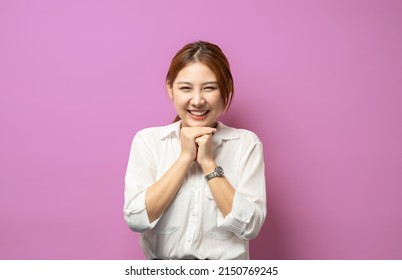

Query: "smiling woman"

xmin=167 ymin=41 xmax=234 ymax=124
xmin=123 ymin=41 xmax=267 ymax=260
xmin=167 ymin=62 xmax=225 ymax=128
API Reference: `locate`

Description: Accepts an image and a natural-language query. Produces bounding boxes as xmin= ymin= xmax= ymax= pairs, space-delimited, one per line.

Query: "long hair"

xmin=166 ymin=41 xmax=234 ymax=122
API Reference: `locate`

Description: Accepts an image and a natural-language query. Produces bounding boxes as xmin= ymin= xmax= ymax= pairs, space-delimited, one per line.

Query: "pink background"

xmin=1 ymin=0 xmax=401 ymax=259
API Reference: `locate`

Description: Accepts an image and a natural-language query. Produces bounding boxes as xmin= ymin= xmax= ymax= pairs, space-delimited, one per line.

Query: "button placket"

xmin=184 ymin=163 xmax=200 ymax=252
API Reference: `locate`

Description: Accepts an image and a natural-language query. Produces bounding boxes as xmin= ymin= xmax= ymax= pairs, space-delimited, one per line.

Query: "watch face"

xmin=216 ymin=166 xmax=224 ymax=176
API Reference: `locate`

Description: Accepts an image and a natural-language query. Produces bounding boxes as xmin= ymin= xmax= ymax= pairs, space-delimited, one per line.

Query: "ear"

xmin=166 ymin=81 xmax=173 ymax=100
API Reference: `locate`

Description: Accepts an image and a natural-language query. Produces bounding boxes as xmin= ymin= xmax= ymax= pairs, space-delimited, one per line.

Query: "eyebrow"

xmin=176 ymin=81 xmax=218 ymax=85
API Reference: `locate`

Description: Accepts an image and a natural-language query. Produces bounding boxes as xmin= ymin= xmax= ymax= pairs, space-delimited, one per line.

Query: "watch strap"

xmin=204 ymin=166 xmax=224 ymax=181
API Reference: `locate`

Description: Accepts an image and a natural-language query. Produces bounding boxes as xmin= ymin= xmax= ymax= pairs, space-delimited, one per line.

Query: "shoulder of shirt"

xmin=134 ymin=121 xmax=179 ymax=140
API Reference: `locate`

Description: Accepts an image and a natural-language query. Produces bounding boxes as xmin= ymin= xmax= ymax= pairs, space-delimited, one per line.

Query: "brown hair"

xmin=166 ymin=41 xmax=234 ymax=122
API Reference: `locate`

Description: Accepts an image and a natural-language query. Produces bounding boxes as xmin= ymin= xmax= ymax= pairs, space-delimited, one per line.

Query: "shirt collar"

xmin=159 ymin=121 xmax=240 ymax=141
xmin=159 ymin=121 xmax=181 ymax=140
xmin=214 ymin=122 xmax=240 ymax=141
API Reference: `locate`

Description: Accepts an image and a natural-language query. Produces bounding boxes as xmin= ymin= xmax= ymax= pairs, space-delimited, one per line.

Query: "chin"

xmin=184 ymin=120 xmax=216 ymax=128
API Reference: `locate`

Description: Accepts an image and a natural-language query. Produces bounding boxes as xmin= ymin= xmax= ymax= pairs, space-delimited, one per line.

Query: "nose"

xmin=190 ymin=90 xmax=206 ymax=107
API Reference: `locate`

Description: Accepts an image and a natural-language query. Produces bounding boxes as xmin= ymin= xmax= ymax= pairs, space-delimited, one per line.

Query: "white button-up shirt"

xmin=124 ymin=121 xmax=266 ymax=259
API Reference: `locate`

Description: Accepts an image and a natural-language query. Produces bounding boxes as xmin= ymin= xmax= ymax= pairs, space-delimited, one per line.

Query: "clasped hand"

xmin=180 ymin=127 xmax=216 ymax=172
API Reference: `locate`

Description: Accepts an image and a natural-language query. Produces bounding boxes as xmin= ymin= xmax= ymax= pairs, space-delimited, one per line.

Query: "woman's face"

xmin=167 ymin=62 xmax=225 ymax=128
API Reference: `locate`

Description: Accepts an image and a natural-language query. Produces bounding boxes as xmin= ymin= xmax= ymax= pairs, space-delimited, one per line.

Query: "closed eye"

xmin=204 ymin=87 xmax=218 ymax=92
xmin=179 ymin=87 xmax=192 ymax=92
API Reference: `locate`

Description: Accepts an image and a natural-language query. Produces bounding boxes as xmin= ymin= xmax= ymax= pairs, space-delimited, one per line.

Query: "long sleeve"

xmin=124 ymin=132 xmax=159 ymax=232
xmin=218 ymin=134 xmax=267 ymax=240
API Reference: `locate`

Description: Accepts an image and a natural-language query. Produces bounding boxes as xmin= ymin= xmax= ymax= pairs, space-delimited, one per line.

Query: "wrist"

xmin=200 ymin=160 xmax=217 ymax=175
xmin=204 ymin=166 xmax=225 ymax=181
xmin=178 ymin=153 xmax=194 ymax=166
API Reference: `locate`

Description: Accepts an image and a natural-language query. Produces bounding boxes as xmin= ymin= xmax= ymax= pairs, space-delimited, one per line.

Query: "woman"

xmin=124 ymin=41 xmax=266 ymax=260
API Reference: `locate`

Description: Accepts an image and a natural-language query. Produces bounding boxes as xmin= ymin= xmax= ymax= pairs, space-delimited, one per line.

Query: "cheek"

xmin=210 ymin=94 xmax=225 ymax=110
xmin=173 ymin=95 xmax=189 ymax=109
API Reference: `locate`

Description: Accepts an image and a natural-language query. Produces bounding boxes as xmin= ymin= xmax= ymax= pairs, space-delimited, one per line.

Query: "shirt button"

xmin=192 ymin=211 xmax=196 ymax=216
xmin=194 ymin=185 xmax=198 ymax=189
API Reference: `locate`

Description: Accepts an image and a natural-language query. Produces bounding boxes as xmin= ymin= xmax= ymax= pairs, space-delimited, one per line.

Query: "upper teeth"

xmin=189 ymin=111 xmax=208 ymax=116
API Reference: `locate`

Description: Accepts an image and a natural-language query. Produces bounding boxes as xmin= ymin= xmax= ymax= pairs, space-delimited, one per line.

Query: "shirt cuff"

xmin=216 ymin=191 xmax=254 ymax=236
xmin=124 ymin=190 xmax=159 ymax=232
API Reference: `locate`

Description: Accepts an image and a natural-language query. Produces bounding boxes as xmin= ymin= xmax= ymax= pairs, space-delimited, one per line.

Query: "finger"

xmin=201 ymin=127 xmax=217 ymax=133
xmin=183 ymin=127 xmax=216 ymax=138
xmin=194 ymin=129 xmax=216 ymax=139
xmin=195 ymin=134 xmax=212 ymax=146
xmin=195 ymin=134 xmax=209 ymax=140
xmin=195 ymin=135 xmax=206 ymax=145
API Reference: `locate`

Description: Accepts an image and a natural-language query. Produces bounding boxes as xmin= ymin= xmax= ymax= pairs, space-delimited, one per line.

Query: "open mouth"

xmin=188 ymin=110 xmax=209 ymax=116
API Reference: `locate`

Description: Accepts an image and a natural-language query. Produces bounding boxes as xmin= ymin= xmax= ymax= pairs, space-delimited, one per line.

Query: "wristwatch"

xmin=204 ymin=166 xmax=225 ymax=181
